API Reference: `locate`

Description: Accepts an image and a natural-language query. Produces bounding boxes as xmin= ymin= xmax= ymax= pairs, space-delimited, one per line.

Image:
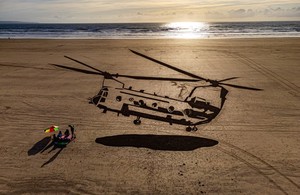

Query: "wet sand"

xmin=0 ymin=38 xmax=299 ymax=194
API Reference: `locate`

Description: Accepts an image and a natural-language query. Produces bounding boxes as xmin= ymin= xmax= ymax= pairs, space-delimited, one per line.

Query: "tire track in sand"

xmin=230 ymin=52 xmax=300 ymax=97
xmin=214 ymin=139 xmax=300 ymax=195
xmin=159 ymin=129 xmax=299 ymax=195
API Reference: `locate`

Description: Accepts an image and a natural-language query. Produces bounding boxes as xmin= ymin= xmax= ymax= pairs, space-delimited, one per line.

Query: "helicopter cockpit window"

xmin=97 ymin=88 xmax=109 ymax=103
xmin=99 ymin=91 xmax=108 ymax=102
xmin=92 ymin=96 xmax=101 ymax=105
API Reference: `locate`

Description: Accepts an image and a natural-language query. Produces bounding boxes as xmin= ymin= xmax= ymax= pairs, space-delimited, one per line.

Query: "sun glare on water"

xmin=164 ymin=22 xmax=208 ymax=39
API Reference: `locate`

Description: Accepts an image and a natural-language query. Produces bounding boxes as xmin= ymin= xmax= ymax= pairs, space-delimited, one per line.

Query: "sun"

xmin=164 ymin=22 xmax=208 ymax=38
xmin=165 ymin=22 xmax=206 ymax=30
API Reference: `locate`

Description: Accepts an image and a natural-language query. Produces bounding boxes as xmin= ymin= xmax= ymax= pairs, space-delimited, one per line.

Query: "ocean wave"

xmin=0 ymin=22 xmax=299 ymax=39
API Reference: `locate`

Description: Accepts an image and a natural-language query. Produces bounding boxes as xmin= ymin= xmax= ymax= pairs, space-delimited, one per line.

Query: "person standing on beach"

xmin=57 ymin=131 xmax=62 ymax=138
xmin=64 ymin=129 xmax=70 ymax=137
xmin=69 ymin=124 xmax=75 ymax=135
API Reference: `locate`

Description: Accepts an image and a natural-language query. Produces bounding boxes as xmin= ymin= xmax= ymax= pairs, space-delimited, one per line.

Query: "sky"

xmin=0 ymin=0 xmax=299 ymax=23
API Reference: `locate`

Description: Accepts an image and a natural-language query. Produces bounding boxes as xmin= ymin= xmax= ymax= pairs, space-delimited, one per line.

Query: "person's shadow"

xmin=40 ymin=148 xmax=64 ymax=168
xmin=28 ymin=136 xmax=66 ymax=167
xmin=28 ymin=136 xmax=52 ymax=156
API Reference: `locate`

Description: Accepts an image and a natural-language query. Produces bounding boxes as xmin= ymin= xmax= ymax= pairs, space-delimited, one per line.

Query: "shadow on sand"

xmin=95 ymin=134 xmax=218 ymax=151
xmin=28 ymin=136 xmax=67 ymax=167
xmin=41 ymin=148 xmax=64 ymax=168
xmin=28 ymin=136 xmax=52 ymax=156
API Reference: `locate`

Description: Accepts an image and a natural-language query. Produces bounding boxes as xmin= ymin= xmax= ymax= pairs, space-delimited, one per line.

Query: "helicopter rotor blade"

xmin=49 ymin=63 xmax=103 ymax=75
xmin=50 ymin=63 xmax=198 ymax=81
xmin=218 ymin=77 xmax=239 ymax=82
xmin=115 ymin=74 xmax=200 ymax=82
xmin=57 ymin=53 xmax=262 ymax=90
xmin=64 ymin=55 xmax=104 ymax=74
xmin=129 ymin=49 xmax=208 ymax=81
xmin=219 ymin=82 xmax=262 ymax=91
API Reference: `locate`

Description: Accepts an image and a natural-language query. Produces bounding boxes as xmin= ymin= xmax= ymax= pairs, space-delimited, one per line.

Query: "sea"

xmin=0 ymin=21 xmax=299 ymax=39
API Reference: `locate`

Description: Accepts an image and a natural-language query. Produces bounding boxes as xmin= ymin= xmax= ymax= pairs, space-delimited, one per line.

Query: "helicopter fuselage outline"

xmin=90 ymin=79 xmax=222 ymax=130
xmin=51 ymin=49 xmax=262 ymax=131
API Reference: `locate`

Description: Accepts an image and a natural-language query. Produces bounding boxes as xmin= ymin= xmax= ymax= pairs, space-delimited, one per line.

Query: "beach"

xmin=0 ymin=38 xmax=299 ymax=194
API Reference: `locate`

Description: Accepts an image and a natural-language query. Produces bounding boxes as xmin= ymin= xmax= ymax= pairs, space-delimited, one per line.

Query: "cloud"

xmin=228 ymin=9 xmax=256 ymax=18
xmin=263 ymin=7 xmax=300 ymax=17
xmin=161 ymin=12 xmax=177 ymax=16
xmin=205 ymin=5 xmax=300 ymax=21
xmin=0 ymin=0 xmax=300 ymax=22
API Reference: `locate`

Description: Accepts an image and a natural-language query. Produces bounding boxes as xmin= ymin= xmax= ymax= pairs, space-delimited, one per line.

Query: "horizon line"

xmin=1 ymin=20 xmax=300 ymax=24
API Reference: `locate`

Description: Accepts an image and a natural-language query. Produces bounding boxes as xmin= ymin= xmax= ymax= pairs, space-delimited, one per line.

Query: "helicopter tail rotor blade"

xmin=49 ymin=63 xmax=103 ymax=75
xmin=129 ymin=49 xmax=207 ymax=81
xmin=64 ymin=55 xmax=104 ymax=74
xmin=219 ymin=82 xmax=262 ymax=91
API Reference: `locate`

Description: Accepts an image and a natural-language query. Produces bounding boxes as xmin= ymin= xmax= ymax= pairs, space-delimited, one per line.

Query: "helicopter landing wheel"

xmin=133 ymin=117 xmax=141 ymax=125
xmin=186 ymin=126 xmax=192 ymax=132
xmin=192 ymin=126 xmax=198 ymax=131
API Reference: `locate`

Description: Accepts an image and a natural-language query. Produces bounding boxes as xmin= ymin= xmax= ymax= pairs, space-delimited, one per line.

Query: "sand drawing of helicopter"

xmin=51 ymin=49 xmax=261 ymax=131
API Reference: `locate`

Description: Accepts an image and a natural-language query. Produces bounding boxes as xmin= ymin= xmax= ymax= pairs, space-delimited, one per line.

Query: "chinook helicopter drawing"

xmin=51 ymin=49 xmax=261 ymax=131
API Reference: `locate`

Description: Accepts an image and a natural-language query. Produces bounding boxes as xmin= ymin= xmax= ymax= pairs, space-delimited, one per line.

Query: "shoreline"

xmin=1 ymin=37 xmax=300 ymax=41
xmin=1 ymin=36 xmax=300 ymax=40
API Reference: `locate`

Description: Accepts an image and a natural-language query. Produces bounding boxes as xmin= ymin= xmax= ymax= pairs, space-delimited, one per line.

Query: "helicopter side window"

xmin=188 ymin=97 xmax=208 ymax=109
xmin=194 ymin=97 xmax=206 ymax=103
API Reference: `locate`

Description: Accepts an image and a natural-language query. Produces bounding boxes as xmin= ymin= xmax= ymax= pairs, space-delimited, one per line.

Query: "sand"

xmin=0 ymin=38 xmax=299 ymax=194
